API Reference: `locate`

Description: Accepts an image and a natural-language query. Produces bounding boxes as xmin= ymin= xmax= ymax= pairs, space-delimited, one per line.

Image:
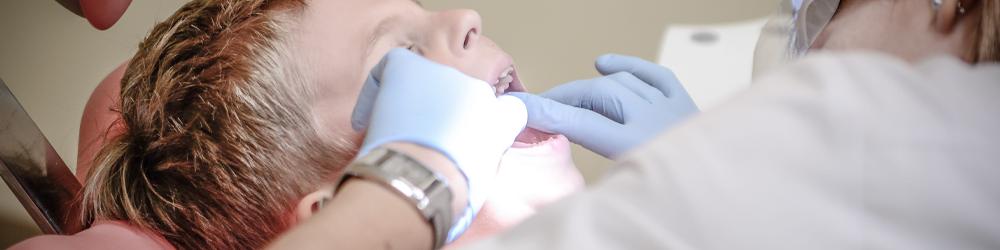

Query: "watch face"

xmin=339 ymin=148 xmax=453 ymax=249
xmin=384 ymin=156 xmax=434 ymax=181
xmin=373 ymin=149 xmax=454 ymax=248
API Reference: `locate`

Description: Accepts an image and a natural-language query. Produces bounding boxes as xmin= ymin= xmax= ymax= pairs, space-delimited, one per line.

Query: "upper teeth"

xmin=493 ymin=67 xmax=514 ymax=96
xmin=500 ymin=67 xmax=513 ymax=78
xmin=493 ymin=67 xmax=513 ymax=84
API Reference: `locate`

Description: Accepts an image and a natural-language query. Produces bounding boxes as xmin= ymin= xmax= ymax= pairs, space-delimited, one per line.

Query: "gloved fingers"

xmin=494 ymin=95 xmax=529 ymax=140
xmin=447 ymin=97 xmax=521 ymax=240
xmin=351 ymin=48 xmax=401 ymax=132
xmin=370 ymin=48 xmax=419 ymax=84
xmin=538 ymin=78 xmax=648 ymax=124
xmin=350 ymin=74 xmax=381 ymax=131
xmin=508 ymin=92 xmax=625 ymax=132
xmin=378 ymin=48 xmax=496 ymax=95
xmin=508 ymin=92 xmax=626 ymax=158
xmin=667 ymin=88 xmax=700 ymax=113
xmin=604 ymin=72 xmax=666 ymax=103
xmin=594 ymin=54 xmax=690 ymax=99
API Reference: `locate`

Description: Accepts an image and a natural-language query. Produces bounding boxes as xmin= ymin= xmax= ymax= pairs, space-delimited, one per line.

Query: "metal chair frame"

xmin=0 ymin=78 xmax=83 ymax=235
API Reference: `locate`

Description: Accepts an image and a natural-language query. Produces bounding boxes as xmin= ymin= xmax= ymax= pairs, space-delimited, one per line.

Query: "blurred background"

xmin=0 ymin=0 xmax=780 ymax=247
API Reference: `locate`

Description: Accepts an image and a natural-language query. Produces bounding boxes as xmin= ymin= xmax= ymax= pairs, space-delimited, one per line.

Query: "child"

xmin=16 ymin=0 xmax=582 ymax=249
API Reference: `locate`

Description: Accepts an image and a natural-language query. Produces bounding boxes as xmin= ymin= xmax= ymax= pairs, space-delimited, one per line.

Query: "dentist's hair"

xmin=976 ymin=0 xmax=999 ymax=62
xmin=80 ymin=0 xmax=356 ymax=249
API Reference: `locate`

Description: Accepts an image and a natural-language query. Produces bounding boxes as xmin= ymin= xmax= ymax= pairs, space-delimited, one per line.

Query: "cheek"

xmin=464 ymin=53 xmax=499 ymax=81
xmin=311 ymin=85 xmax=366 ymax=151
xmin=419 ymin=38 xmax=506 ymax=83
xmin=812 ymin=15 xmax=865 ymax=51
xmin=422 ymin=51 xmax=498 ymax=82
xmin=816 ymin=28 xmax=854 ymax=50
xmin=470 ymin=39 xmax=505 ymax=78
xmin=821 ymin=24 xmax=892 ymax=52
xmin=810 ymin=1 xmax=901 ymax=52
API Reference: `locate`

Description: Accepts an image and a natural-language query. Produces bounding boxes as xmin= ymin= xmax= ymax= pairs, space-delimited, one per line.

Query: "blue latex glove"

xmin=508 ymin=54 xmax=699 ymax=159
xmin=351 ymin=48 xmax=527 ymax=242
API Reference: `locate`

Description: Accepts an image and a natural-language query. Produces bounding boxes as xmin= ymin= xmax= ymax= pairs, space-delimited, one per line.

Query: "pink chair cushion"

xmin=9 ymin=220 xmax=173 ymax=250
xmin=76 ymin=61 xmax=126 ymax=183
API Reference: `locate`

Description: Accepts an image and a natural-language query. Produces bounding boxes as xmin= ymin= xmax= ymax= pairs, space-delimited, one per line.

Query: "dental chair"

xmin=0 ymin=77 xmax=84 ymax=235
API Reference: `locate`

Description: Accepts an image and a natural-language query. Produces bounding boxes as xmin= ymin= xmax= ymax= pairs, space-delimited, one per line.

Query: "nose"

xmin=439 ymin=9 xmax=483 ymax=53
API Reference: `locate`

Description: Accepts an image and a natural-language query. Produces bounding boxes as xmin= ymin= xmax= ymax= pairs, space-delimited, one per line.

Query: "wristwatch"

xmin=335 ymin=147 xmax=454 ymax=249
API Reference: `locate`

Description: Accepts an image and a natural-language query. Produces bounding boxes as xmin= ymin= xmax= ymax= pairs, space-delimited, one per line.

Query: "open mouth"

xmin=512 ymin=127 xmax=556 ymax=148
xmin=490 ymin=66 xmax=525 ymax=97
xmin=489 ymin=63 xmax=555 ymax=147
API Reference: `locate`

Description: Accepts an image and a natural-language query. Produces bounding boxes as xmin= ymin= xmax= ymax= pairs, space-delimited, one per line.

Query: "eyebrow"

xmin=362 ymin=15 xmax=401 ymax=62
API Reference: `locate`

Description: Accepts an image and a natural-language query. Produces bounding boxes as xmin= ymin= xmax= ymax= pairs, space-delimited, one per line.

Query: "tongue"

xmin=513 ymin=127 xmax=555 ymax=148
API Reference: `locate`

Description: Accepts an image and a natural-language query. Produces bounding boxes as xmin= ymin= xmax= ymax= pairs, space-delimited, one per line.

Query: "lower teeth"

xmin=528 ymin=137 xmax=556 ymax=146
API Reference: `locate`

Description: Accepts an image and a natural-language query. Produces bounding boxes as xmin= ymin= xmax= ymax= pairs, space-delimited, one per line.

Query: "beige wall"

xmin=0 ymin=0 xmax=779 ymax=247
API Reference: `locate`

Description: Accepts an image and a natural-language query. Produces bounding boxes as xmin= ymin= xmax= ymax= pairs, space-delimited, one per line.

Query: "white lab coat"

xmin=467 ymin=52 xmax=1000 ymax=249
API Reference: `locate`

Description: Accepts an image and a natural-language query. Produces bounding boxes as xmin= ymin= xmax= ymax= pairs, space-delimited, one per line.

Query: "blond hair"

xmin=81 ymin=0 xmax=355 ymax=249
xmin=975 ymin=0 xmax=1000 ymax=62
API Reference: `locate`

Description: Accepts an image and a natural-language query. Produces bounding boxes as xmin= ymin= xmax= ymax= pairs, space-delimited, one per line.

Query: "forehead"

xmin=300 ymin=0 xmax=422 ymax=25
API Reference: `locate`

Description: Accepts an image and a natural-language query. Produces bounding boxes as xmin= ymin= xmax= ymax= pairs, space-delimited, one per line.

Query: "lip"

xmin=489 ymin=53 xmax=526 ymax=94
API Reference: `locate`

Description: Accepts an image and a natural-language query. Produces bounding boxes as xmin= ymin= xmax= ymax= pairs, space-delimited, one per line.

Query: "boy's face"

xmin=292 ymin=0 xmax=524 ymax=145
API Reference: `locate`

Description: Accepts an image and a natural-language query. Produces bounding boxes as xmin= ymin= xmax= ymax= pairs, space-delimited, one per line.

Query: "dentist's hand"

xmin=351 ymin=48 xmax=527 ymax=242
xmin=508 ymin=54 xmax=698 ymax=159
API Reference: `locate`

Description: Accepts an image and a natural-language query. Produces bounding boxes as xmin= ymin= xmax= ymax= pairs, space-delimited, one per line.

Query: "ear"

xmin=295 ymin=185 xmax=335 ymax=223
xmin=935 ymin=0 xmax=980 ymax=33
